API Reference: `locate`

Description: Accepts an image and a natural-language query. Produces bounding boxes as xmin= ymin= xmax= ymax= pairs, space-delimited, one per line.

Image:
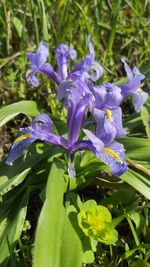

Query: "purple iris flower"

xmin=23 ymin=42 xmax=60 ymax=87
xmin=6 ymin=96 xmax=127 ymax=178
xmin=23 ymin=38 xmax=103 ymax=96
xmin=84 ymin=83 xmax=126 ymax=144
xmin=120 ymin=59 xmax=148 ymax=112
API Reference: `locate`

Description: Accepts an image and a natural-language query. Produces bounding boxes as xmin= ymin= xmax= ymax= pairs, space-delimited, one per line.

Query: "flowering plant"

xmin=0 ymin=38 xmax=149 ymax=267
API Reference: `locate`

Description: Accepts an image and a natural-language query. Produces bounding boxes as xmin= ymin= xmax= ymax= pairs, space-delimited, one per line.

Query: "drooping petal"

xmin=99 ymin=142 xmax=128 ymax=176
xmin=132 ymin=89 xmax=148 ymax=112
xmin=6 ymin=133 xmax=34 ymax=165
xmin=23 ymin=68 xmax=40 ymax=87
xmin=55 ymin=43 xmax=77 ymax=80
xmin=83 ymin=129 xmax=128 ymax=176
xmin=6 ymin=113 xmax=68 ymax=165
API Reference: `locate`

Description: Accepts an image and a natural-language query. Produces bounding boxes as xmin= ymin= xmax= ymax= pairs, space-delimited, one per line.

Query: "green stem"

xmin=126 ymin=216 xmax=140 ymax=247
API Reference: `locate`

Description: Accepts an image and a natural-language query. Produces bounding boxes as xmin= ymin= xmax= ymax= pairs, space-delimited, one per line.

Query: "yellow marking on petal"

xmin=25 ymin=69 xmax=33 ymax=80
xmin=103 ymin=147 xmax=123 ymax=163
xmin=14 ymin=134 xmax=30 ymax=144
xmin=105 ymin=109 xmax=113 ymax=121
xmin=66 ymin=77 xmax=73 ymax=82
xmin=137 ymin=87 xmax=143 ymax=92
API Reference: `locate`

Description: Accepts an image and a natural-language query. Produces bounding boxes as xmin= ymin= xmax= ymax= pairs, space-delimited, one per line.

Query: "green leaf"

xmin=141 ymin=106 xmax=150 ymax=138
xmin=0 ymin=189 xmax=29 ymax=266
xmin=120 ymin=169 xmax=150 ymax=199
xmin=123 ymin=113 xmax=142 ymax=132
xmin=0 ymin=143 xmax=62 ymax=197
xmin=13 ymin=17 xmax=23 ymax=38
xmin=120 ymin=137 xmax=150 ymax=162
xmin=0 ymin=101 xmax=40 ymax=127
xmin=33 ymin=161 xmax=83 ymax=267
xmin=0 ymin=168 xmax=31 ymax=197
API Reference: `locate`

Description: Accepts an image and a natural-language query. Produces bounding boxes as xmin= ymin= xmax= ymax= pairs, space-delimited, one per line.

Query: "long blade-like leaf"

xmin=0 ymin=100 xmax=40 ymax=127
xmin=33 ymin=161 xmax=83 ymax=267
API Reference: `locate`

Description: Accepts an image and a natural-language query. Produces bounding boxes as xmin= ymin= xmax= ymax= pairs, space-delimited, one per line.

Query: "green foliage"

xmin=0 ymin=189 xmax=29 ymax=267
xmin=33 ymin=161 xmax=83 ymax=267
xmin=0 ymin=101 xmax=40 ymax=127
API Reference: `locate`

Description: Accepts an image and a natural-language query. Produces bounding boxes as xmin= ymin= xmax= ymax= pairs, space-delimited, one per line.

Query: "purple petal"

xmin=27 ymin=42 xmax=49 ymax=67
xmin=91 ymin=85 xmax=107 ymax=109
xmin=6 ymin=114 xmax=69 ymax=165
xmin=83 ymin=129 xmax=127 ymax=176
xmin=89 ymin=62 xmax=103 ymax=81
xmin=57 ymin=81 xmax=73 ymax=100
xmin=94 ymin=108 xmax=116 ymax=145
xmin=83 ymin=129 xmax=104 ymax=149
xmin=111 ymin=108 xmax=126 ymax=138
xmin=121 ymin=59 xmax=133 ymax=80
xmin=6 ymin=136 xmax=33 ymax=165
xmin=32 ymin=113 xmax=53 ymax=127
xmin=68 ymin=91 xmax=92 ymax=145
xmin=104 ymin=83 xmax=123 ymax=108
xmin=39 ymin=63 xmax=60 ymax=85
xmin=55 ymin=43 xmax=77 ymax=80
xmin=121 ymin=60 xmax=145 ymax=97
xmin=73 ymin=56 xmax=92 ymax=73
xmin=71 ymin=38 xmax=95 ymax=78
xmin=99 ymin=141 xmax=128 ymax=176
xmin=70 ymin=140 xmax=94 ymax=153
xmin=133 ymin=66 xmax=145 ymax=80
xmin=26 ymin=70 xmax=39 ymax=87
xmin=132 ymin=89 xmax=148 ymax=112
